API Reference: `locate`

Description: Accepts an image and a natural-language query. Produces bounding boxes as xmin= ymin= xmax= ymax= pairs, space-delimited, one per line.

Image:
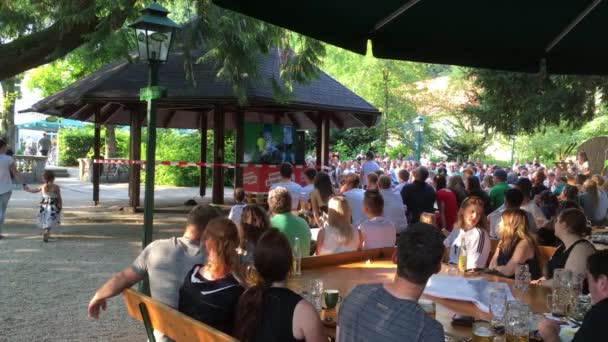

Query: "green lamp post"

xmin=412 ymin=115 xmax=425 ymax=162
xmin=129 ymin=2 xmax=181 ymax=294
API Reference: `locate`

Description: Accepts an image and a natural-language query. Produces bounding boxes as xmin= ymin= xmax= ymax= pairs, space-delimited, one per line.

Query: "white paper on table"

xmin=423 ymin=274 xmax=515 ymax=312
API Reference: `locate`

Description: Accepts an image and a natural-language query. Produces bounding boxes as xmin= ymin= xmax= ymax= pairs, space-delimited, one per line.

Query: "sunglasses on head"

xmin=462 ymin=196 xmax=484 ymax=205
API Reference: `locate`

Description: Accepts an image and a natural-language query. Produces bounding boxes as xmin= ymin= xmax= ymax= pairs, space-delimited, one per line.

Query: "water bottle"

xmin=293 ymin=237 xmax=302 ymax=276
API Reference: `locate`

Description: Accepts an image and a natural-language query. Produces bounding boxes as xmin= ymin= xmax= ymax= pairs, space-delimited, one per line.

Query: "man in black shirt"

xmin=539 ymin=250 xmax=608 ymax=342
xmin=400 ymin=166 xmax=436 ymax=224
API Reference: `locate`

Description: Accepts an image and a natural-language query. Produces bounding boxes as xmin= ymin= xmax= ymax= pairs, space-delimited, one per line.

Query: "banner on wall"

xmin=244 ymin=122 xmax=296 ymax=165
xmin=243 ymin=165 xmax=306 ymax=193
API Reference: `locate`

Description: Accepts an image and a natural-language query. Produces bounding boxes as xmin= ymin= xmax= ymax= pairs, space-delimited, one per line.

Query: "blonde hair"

xmin=326 ymin=196 xmax=354 ymax=243
xmin=498 ymin=209 xmax=538 ymax=256
xmin=583 ymin=179 xmax=600 ymax=209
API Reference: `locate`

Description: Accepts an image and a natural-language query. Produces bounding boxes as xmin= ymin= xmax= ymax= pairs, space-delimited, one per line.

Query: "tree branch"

xmin=0 ymin=0 xmax=136 ymax=81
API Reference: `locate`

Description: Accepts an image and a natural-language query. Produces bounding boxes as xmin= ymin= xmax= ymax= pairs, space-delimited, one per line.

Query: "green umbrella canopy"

xmin=213 ymin=0 xmax=608 ymax=75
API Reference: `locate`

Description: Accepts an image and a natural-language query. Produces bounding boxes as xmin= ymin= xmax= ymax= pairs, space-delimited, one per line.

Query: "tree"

xmin=0 ymin=77 xmax=20 ymax=146
xmin=464 ymin=68 xmax=607 ymax=136
xmin=0 ymin=0 xmax=138 ymax=81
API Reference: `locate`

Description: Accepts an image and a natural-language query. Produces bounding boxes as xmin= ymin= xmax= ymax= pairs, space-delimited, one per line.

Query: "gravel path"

xmin=0 ymin=205 xmax=187 ymax=341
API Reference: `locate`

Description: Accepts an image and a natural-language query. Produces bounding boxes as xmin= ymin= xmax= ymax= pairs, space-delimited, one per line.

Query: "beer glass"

xmin=549 ymin=268 xmax=571 ymax=317
xmin=472 ymin=321 xmax=495 ymax=342
xmin=505 ymin=301 xmax=530 ymax=342
xmin=514 ymin=264 xmax=530 ymax=293
xmin=489 ymin=285 xmax=507 ymax=329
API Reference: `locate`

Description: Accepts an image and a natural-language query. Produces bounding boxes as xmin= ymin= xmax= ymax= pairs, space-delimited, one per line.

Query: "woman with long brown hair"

xmin=178 ymin=218 xmax=245 ymax=334
xmin=238 ymin=205 xmax=271 ymax=263
xmin=310 ymin=171 xmax=334 ymax=227
xmin=316 ymin=196 xmax=362 ymax=255
xmin=488 ymin=209 xmax=541 ymax=279
xmin=444 ymin=196 xmax=491 ymax=270
xmin=235 ymin=228 xmax=326 ymax=342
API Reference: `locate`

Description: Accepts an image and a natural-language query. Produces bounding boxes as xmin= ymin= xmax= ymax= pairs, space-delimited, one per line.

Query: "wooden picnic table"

xmin=287 ymin=259 xmax=551 ymax=340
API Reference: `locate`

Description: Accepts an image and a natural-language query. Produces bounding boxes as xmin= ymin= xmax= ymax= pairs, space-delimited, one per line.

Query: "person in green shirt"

xmin=489 ymin=169 xmax=510 ymax=211
xmin=268 ymin=187 xmax=311 ymax=256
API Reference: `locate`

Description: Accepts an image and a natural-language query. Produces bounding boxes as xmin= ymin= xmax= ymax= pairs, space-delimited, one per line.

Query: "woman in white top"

xmin=316 ymin=196 xmax=361 ymax=255
xmin=576 ymin=151 xmax=590 ymax=176
xmin=0 ymin=139 xmax=26 ymax=239
xmin=444 ymin=196 xmax=491 ymax=270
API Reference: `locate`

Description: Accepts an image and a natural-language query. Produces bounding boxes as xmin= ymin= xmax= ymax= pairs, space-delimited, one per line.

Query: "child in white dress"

xmin=25 ymin=170 xmax=62 ymax=242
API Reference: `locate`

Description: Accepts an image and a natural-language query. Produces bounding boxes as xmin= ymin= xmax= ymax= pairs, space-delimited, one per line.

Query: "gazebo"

xmin=27 ymin=49 xmax=381 ymax=207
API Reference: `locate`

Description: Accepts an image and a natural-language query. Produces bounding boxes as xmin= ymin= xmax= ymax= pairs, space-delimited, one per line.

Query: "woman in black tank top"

xmin=531 ymin=208 xmax=595 ymax=288
xmin=234 ymin=229 xmax=326 ymax=342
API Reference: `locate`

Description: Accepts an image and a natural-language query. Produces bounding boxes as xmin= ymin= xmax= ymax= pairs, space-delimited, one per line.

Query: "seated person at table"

xmin=433 ymin=174 xmax=458 ymax=235
xmin=537 ymin=200 xmax=581 ymax=247
xmin=178 ymin=218 xmax=245 ymax=334
xmin=359 ymin=190 xmax=396 ymax=249
xmin=539 ymin=250 xmax=608 ymax=342
xmin=340 ymin=173 xmax=366 ymax=227
xmin=488 ymin=209 xmax=541 ymax=279
xmin=366 ymin=172 xmax=379 ymax=191
xmin=532 ymin=208 xmax=596 ymax=287
xmin=268 ymin=187 xmax=311 ymax=256
xmin=394 ymin=168 xmax=409 ymax=193
xmin=316 ymin=196 xmax=362 ymax=255
xmin=444 ymin=196 xmax=491 ymax=270
xmin=489 ymin=188 xmax=536 ymax=239
xmin=300 ymin=168 xmax=317 ymax=205
xmin=310 ymin=171 xmax=334 ymax=228
xmin=235 ymin=228 xmax=326 ymax=342
xmin=88 ymin=205 xmax=221 ymax=342
xmin=401 ymin=166 xmax=436 ymax=224
xmin=270 ymin=162 xmax=302 ymax=211
xmin=514 ymin=177 xmax=545 ymax=230
xmin=238 ymin=205 xmax=271 ymax=264
xmin=228 ymin=187 xmax=247 ymax=225
xmin=579 ymin=179 xmax=608 ymax=225
xmin=378 ymin=175 xmax=408 ymax=234
xmin=337 ymin=223 xmax=445 ymax=342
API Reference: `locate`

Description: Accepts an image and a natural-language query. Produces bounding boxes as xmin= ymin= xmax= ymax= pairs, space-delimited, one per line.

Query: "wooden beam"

xmin=329 ymin=112 xmax=344 ymax=129
xmin=93 ymin=106 xmax=101 ymax=205
xmin=296 ymin=130 xmax=306 ymax=165
xmin=286 ymin=112 xmax=301 ymax=129
xmin=313 ymin=112 xmax=322 ymax=167
xmin=129 ymin=107 xmax=142 ymax=209
xmin=234 ymin=109 xmax=245 ymax=189
xmin=99 ymin=103 xmax=122 ymax=124
xmin=212 ymin=105 xmax=225 ymax=204
xmin=321 ymin=113 xmax=330 ymax=167
xmin=70 ymin=103 xmax=95 ymax=121
xmin=162 ymin=110 xmax=178 ymax=128
xmin=199 ymin=111 xmax=208 ymax=197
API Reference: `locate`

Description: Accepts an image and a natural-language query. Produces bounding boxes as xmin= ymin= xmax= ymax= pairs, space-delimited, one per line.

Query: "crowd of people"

xmin=86 ymin=149 xmax=608 ymax=342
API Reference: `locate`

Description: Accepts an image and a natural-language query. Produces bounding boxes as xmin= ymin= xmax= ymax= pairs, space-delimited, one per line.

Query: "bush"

xmin=58 ymin=126 xmax=130 ymax=166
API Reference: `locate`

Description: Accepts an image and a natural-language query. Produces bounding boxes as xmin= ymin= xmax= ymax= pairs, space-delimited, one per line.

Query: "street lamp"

xmin=129 ymin=2 xmax=180 ymax=293
xmin=412 ymin=115 xmax=426 ymax=162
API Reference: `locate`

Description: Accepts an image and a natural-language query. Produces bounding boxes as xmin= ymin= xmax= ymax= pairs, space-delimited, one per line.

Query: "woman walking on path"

xmin=25 ymin=170 xmax=62 ymax=242
xmin=0 ymin=138 xmax=26 ymax=240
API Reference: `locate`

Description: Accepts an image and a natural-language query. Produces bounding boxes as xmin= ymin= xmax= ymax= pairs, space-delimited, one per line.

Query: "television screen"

xmin=243 ymin=122 xmax=296 ymax=164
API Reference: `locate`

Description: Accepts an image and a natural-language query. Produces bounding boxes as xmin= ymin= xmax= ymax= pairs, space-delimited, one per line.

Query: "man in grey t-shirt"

xmin=87 ymin=205 xmax=221 ymax=340
xmin=38 ymin=133 xmax=52 ymax=156
xmin=337 ymin=223 xmax=446 ymax=342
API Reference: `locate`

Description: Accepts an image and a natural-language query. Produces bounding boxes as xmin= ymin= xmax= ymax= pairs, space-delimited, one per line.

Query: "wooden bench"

xmin=122 ymin=288 xmax=238 ymax=342
xmin=302 ymin=247 xmax=395 ymax=270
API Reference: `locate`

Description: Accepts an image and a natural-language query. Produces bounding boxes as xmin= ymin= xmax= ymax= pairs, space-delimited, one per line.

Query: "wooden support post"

xmin=93 ymin=106 xmax=101 ymax=205
xmin=212 ymin=105 xmax=225 ymax=204
xmin=199 ymin=112 xmax=207 ymax=197
xmin=129 ymin=107 xmax=142 ymax=209
xmin=315 ymin=114 xmax=322 ymax=168
xmin=321 ymin=113 xmax=330 ymax=167
xmin=296 ymin=131 xmax=306 ymax=165
xmin=234 ymin=109 xmax=244 ymax=189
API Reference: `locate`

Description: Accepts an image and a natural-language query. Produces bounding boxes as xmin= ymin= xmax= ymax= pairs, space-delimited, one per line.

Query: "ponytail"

xmin=234 ymin=281 xmax=269 ymax=341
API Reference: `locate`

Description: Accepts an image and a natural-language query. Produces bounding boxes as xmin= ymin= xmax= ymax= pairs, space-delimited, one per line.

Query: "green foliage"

xmin=58 ymin=126 xmax=129 ymax=166
xmin=464 ymin=68 xmax=607 ymax=136
xmin=438 ymin=131 xmax=487 ymax=161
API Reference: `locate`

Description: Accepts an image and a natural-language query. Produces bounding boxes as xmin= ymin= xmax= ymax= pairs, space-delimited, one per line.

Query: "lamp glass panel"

xmin=135 ymin=29 xmax=149 ymax=60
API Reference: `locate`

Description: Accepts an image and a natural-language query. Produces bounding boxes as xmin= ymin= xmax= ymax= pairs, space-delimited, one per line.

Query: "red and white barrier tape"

xmin=92 ymin=159 xmax=331 ymax=170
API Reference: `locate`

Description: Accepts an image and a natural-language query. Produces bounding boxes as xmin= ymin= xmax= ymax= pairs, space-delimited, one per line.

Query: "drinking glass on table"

xmin=547 ymin=268 xmax=572 ymax=317
xmin=505 ymin=301 xmax=530 ymax=342
xmin=489 ymin=285 xmax=508 ymax=329
xmin=309 ymin=279 xmax=324 ymax=311
xmin=472 ymin=321 xmax=495 ymax=342
xmin=514 ymin=264 xmax=531 ymax=293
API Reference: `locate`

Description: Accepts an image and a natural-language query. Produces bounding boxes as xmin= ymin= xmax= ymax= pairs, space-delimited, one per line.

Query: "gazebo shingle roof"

xmin=28 ymin=49 xmax=381 ymax=130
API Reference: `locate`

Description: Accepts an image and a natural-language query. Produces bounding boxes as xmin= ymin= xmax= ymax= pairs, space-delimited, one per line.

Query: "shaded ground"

xmin=0 ymin=178 xmax=232 ymax=342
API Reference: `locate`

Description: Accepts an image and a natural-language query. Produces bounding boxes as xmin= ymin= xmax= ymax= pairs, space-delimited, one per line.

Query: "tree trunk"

xmin=105 ymin=124 xmax=117 ymax=158
xmin=382 ymin=68 xmax=390 ymax=144
xmin=0 ymin=0 xmax=137 ymax=81
xmin=0 ymin=78 xmax=17 ymax=148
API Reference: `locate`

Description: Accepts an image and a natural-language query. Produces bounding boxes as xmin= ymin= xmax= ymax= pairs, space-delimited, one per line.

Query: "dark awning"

xmin=213 ymin=0 xmax=608 ymax=75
